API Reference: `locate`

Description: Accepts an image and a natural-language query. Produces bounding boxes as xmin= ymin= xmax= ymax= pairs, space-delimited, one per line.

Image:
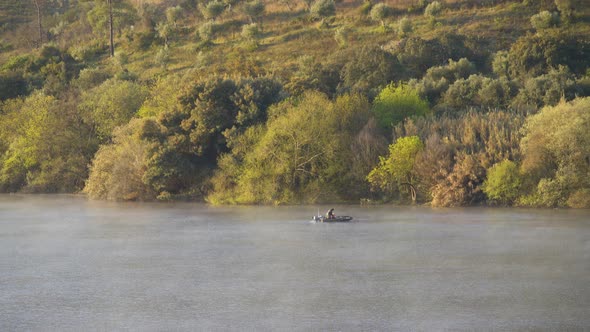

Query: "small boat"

xmin=312 ymin=215 xmax=353 ymax=223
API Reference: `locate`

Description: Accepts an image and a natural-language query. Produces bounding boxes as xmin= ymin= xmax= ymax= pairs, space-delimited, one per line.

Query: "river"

xmin=1 ymin=194 xmax=589 ymax=331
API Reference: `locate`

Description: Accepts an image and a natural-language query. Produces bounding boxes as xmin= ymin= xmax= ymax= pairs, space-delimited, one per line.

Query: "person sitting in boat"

xmin=326 ymin=208 xmax=335 ymax=219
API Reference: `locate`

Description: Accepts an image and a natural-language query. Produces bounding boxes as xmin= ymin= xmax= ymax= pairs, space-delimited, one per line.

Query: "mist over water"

xmin=1 ymin=195 xmax=589 ymax=331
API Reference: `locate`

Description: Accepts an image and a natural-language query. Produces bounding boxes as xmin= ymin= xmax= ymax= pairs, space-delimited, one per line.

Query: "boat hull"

xmin=312 ymin=216 xmax=353 ymax=223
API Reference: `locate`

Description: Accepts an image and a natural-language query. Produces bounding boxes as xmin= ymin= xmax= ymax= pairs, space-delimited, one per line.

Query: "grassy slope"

xmin=1 ymin=0 xmax=589 ymax=82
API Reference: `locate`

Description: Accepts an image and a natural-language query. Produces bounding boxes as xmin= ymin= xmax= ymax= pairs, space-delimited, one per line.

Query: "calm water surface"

xmin=1 ymin=194 xmax=589 ymax=331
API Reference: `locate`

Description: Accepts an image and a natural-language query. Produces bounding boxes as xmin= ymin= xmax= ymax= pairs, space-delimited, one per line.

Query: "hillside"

xmin=0 ymin=0 xmax=589 ymax=207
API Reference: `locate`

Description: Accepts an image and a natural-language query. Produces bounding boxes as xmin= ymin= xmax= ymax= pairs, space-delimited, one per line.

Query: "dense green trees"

xmin=208 ymin=92 xmax=371 ymax=204
xmin=0 ymin=0 xmax=589 ymax=208
xmin=0 ymin=93 xmax=95 ymax=192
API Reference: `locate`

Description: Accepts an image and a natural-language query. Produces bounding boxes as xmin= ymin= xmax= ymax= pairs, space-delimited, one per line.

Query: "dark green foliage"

xmin=440 ymin=75 xmax=485 ymax=109
xmin=409 ymin=58 xmax=476 ymax=104
xmin=339 ymin=45 xmax=401 ymax=99
xmin=163 ymin=76 xmax=284 ymax=157
xmin=176 ymin=78 xmax=240 ymax=155
xmin=507 ymin=33 xmax=590 ymax=78
xmin=554 ymin=0 xmax=573 ymax=22
xmin=86 ymin=0 xmax=138 ymax=35
xmin=286 ymin=56 xmax=340 ymax=97
xmin=440 ymin=74 xmax=518 ymax=110
xmin=511 ymin=66 xmax=576 ymax=109
xmin=392 ymin=37 xmax=449 ymax=79
xmin=0 ymin=71 xmax=29 ymax=101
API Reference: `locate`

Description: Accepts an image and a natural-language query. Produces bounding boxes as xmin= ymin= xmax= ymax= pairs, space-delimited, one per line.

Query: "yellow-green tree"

xmin=78 ymin=78 xmax=149 ymax=140
xmin=0 ymin=93 xmax=94 ymax=193
xmin=84 ymin=118 xmax=157 ymax=200
xmin=520 ymin=97 xmax=590 ymax=207
xmin=372 ymin=84 xmax=430 ymax=130
xmin=209 ymin=92 xmax=372 ymax=204
xmin=367 ymin=136 xmax=424 ymax=202
xmin=483 ymin=160 xmax=522 ymax=205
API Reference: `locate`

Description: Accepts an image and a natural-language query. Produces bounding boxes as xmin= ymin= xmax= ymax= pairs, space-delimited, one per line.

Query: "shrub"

xmin=334 ymin=26 xmax=349 ymax=48
xmin=201 ymin=1 xmax=225 ymax=21
xmin=430 ymin=153 xmax=486 ymax=207
xmin=241 ymin=23 xmax=261 ymax=41
xmin=392 ymin=37 xmax=449 ymax=79
xmin=75 ymin=68 xmax=112 ymax=90
xmin=370 ymin=3 xmax=390 ymax=27
xmin=244 ymin=0 xmax=265 ymax=23
xmin=69 ymin=40 xmax=107 ymax=62
xmin=310 ymin=0 xmax=336 ymax=20
xmin=530 ymin=11 xmax=560 ymax=30
xmin=511 ymin=66 xmax=576 ymax=108
xmin=1 ymin=55 xmax=32 ymax=71
xmin=492 ymin=50 xmax=510 ymax=78
xmin=424 ymin=1 xmax=442 ymax=17
xmin=409 ymin=58 xmax=476 ymax=104
xmin=199 ymin=21 xmax=217 ymax=41
xmin=133 ymin=31 xmax=156 ymax=51
xmin=554 ymin=0 xmax=573 ymax=22
xmin=155 ymin=47 xmax=170 ymax=69
xmin=166 ymin=5 xmax=183 ymax=26
xmin=398 ymin=17 xmax=412 ymax=37
xmin=441 ymin=74 xmax=484 ymax=109
xmin=479 ymin=77 xmax=518 ymax=108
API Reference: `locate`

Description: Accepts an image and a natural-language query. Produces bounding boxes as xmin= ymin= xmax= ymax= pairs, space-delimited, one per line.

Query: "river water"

xmin=1 ymin=194 xmax=589 ymax=331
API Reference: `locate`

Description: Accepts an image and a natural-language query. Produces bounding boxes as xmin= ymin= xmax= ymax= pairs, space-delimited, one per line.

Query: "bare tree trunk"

xmin=108 ymin=0 xmax=114 ymax=57
xmin=33 ymin=0 xmax=43 ymax=47
xmin=401 ymin=182 xmax=417 ymax=203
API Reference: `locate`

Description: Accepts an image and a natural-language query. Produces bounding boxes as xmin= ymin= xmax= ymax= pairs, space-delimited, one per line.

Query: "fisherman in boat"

xmin=326 ymin=208 xmax=335 ymax=219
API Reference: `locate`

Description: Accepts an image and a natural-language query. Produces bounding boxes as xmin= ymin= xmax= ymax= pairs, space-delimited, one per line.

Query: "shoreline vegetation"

xmin=0 ymin=0 xmax=589 ymax=208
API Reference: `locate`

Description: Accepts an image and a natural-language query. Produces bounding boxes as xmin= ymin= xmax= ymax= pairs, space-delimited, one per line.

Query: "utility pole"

xmin=33 ymin=0 xmax=43 ymax=47
xmin=108 ymin=0 xmax=114 ymax=57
